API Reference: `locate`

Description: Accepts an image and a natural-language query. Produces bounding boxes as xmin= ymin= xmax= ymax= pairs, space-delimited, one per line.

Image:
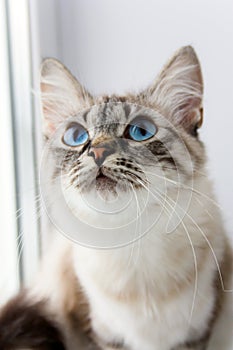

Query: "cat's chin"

xmin=95 ymin=172 xmax=118 ymax=194
xmin=89 ymin=169 xmax=134 ymax=199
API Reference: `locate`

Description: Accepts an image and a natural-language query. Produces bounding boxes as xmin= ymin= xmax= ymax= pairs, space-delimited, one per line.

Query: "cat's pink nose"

xmin=90 ymin=147 xmax=106 ymax=160
xmin=88 ymin=145 xmax=114 ymax=167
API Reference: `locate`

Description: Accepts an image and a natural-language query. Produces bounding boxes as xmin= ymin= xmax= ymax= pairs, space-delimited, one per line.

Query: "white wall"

xmin=37 ymin=0 xmax=233 ymax=238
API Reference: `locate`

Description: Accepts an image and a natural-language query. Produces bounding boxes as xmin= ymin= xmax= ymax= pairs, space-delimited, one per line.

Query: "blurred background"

xmin=0 ymin=0 xmax=232 ymax=316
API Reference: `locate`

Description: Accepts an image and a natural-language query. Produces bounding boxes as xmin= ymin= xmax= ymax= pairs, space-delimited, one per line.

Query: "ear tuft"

xmin=40 ymin=58 xmax=93 ymax=137
xmin=142 ymin=46 xmax=203 ymax=134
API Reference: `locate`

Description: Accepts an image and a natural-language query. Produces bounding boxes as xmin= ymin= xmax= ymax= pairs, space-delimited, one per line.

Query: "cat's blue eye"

xmin=63 ymin=123 xmax=89 ymax=146
xmin=127 ymin=118 xmax=157 ymax=141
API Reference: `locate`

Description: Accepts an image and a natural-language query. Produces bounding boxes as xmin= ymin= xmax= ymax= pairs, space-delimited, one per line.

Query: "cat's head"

xmin=40 ymin=46 xmax=205 ymax=246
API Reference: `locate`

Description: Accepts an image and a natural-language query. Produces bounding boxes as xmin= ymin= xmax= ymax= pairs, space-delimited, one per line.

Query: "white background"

xmin=37 ymin=0 xmax=233 ymax=237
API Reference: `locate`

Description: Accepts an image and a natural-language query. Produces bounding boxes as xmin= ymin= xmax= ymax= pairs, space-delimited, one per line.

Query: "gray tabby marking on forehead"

xmin=83 ymin=102 xmax=121 ymax=122
xmin=80 ymin=102 xmax=143 ymax=139
xmin=96 ymin=102 xmax=128 ymax=125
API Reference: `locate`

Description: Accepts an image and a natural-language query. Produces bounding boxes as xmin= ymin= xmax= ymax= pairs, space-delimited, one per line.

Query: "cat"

xmin=0 ymin=46 xmax=232 ymax=350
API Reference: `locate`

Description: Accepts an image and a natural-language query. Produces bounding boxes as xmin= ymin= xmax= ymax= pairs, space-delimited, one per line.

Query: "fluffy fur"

xmin=0 ymin=46 xmax=232 ymax=350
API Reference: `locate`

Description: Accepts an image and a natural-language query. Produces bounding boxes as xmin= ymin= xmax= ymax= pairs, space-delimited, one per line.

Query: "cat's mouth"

xmin=96 ymin=169 xmax=107 ymax=181
xmin=95 ymin=168 xmax=118 ymax=191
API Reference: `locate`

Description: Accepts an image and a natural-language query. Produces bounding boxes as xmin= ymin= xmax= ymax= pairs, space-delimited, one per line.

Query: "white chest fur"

xmin=73 ymin=229 xmax=219 ymax=350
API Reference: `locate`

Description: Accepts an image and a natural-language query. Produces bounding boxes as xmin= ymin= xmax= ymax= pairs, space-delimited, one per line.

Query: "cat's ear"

xmin=40 ymin=58 xmax=93 ymax=137
xmin=141 ymin=46 xmax=203 ymax=134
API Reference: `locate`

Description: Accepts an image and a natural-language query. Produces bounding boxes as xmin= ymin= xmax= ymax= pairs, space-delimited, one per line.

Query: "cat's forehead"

xmin=80 ymin=101 xmax=165 ymax=130
xmin=86 ymin=102 xmax=134 ymax=126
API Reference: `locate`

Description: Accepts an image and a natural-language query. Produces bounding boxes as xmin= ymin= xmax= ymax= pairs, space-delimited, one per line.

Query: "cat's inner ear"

xmin=40 ymin=58 xmax=93 ymax=137
xmin=141 ymin=46 xmax=203 ymax=135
